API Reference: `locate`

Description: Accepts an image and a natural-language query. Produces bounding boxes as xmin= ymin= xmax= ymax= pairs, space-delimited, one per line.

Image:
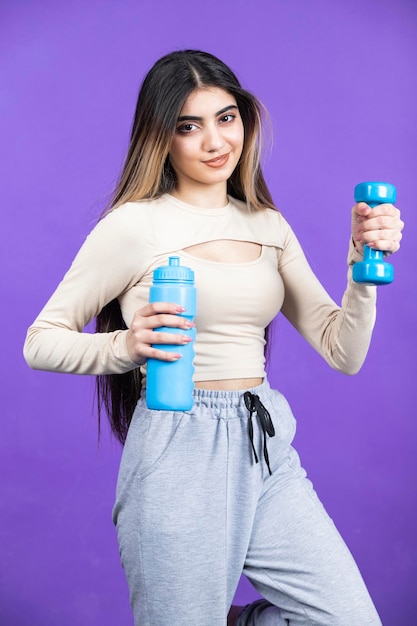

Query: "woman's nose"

xmin=203 ymin=125 xmax=225 ymax=152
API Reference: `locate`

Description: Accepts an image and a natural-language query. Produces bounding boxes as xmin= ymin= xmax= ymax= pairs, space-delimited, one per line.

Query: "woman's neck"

xmin=171 ymin=183 xmax=228 ymax=209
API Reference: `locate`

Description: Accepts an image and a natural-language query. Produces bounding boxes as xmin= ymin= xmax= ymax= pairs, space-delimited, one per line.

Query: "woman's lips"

xmin=203 ymin=153 xmax=230 ymax=168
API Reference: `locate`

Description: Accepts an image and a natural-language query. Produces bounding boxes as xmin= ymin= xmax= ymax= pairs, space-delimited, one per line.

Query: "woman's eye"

xmin=219 ymin=114 xmax=235 ymax=124
xmin=177 ymin=123 xmax=197 ymax=134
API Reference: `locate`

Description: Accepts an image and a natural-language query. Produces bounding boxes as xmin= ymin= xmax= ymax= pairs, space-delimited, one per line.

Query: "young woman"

xmin=24 ymin=50 xmax=403 ymax=625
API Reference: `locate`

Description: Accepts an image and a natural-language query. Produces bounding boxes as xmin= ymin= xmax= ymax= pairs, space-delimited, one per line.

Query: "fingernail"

xmin=175 ymin=306 xmax=186 ymax=312
xmin=182 ymin=336 xmax=193 ymax=343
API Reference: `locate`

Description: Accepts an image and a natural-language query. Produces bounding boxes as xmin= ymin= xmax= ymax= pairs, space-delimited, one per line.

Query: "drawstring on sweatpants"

xmin=243 ymin=391 xmax=275 ymax=475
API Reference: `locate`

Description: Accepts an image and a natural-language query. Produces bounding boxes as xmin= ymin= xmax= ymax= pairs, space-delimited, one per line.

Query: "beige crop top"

xmin=24 ymin=194 xmax=377 ymax=379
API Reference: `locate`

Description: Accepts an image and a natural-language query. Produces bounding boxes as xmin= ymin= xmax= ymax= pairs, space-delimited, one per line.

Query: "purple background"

xmin=1 ymin=1 xmax=416 ymax=624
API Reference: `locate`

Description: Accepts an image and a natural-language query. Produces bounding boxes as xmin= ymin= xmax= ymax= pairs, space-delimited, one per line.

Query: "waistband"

xmin=192 ymin=379 xmax=275 ymax=475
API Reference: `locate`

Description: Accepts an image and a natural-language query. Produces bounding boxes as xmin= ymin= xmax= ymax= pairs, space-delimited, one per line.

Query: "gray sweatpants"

xmin=113 ymin=379 xmax=381 ymax=625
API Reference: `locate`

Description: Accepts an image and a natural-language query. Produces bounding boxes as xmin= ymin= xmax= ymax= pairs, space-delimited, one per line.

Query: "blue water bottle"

xmin=146 ymin=256 xmax=197 ymax=411
xmin=352 ymin=182 xmax=397 ymax=285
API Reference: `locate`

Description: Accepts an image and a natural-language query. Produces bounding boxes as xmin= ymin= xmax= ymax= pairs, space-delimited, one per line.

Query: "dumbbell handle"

xmin=352 ymin=182 xmax=396 ymax=286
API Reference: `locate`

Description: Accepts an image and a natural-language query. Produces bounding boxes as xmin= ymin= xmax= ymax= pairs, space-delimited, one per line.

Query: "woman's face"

xmin=169 ymin=87 xmax=244 ymax=196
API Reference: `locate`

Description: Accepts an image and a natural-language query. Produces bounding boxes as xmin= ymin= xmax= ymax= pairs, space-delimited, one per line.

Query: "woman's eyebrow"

xmin=177 ymin=104 xmax=238 ymax=122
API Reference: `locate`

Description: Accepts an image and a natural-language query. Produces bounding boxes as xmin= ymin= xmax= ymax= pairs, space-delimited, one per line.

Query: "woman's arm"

xmin=24 ymin=203 xmax=197 ymax=375
xmin=279 ymin=201 xmax=403 ymax=374
xmin=23 ymin=205 xmax=150 ymax=375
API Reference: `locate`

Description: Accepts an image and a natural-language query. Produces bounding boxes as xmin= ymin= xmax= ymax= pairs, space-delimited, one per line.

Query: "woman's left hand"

xmin=352 ymin=202 xmax=404 ymax=256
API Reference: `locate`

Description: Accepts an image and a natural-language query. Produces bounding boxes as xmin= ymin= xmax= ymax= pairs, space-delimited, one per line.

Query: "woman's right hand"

xmin=126 ymin=302 xmax=194 ymax=364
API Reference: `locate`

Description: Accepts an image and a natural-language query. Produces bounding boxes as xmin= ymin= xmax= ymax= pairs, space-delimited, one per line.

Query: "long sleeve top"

xmin=24 ymin=194 xmax=376 ymax=379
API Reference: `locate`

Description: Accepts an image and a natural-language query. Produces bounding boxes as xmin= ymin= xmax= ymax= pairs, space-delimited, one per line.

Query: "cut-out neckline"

xmin=182 ymin=240 xmax=263 ymax=266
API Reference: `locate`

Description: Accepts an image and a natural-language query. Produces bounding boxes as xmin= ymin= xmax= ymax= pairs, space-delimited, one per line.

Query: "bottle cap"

xmin=354 ymin=182 xmax=396 ymax=204
xmin=152 ymin=256 xmax=194 ymax=283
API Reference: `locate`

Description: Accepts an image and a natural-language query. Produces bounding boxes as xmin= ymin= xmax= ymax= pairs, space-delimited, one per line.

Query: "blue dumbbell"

xmin=352 ymin=182 xmax=397 ymax=285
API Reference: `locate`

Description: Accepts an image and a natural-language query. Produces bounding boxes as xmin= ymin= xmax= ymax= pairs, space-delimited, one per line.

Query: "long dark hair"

xmin=96 ymin=50 xmax=276 ymax=444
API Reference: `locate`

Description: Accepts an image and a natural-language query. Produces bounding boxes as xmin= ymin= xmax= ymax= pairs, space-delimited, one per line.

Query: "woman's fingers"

xmin=139 ymin=301 xmax=186 ymax=319
xmin=360 ymin=229 xmax=403 ymax=252
xmin=126 ymin=302 xmax=195 ymax=364
xmin=352 ymin=202 xmax=404 ymax=253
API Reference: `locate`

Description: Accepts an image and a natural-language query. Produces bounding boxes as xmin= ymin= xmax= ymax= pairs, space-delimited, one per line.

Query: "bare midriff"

xmin=194 ymin=377 xmax=263 ymax=391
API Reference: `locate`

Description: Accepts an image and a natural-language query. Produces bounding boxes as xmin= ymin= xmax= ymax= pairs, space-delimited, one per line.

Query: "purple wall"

xmin=2 ymin=1 xmax=416 ymax=624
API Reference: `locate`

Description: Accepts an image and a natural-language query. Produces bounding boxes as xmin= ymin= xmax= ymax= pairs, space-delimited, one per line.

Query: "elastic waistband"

xmin=192 ymin=378 xmax=270 ymax=409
